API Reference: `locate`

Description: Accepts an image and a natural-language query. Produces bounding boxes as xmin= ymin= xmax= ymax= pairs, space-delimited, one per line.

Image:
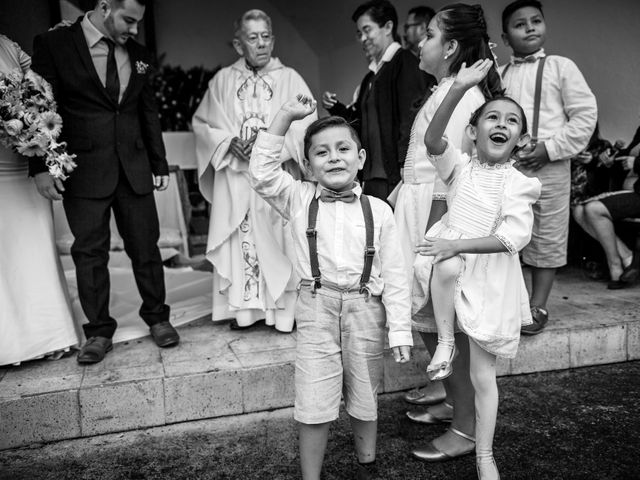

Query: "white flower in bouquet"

xmin=16 ymin=132 xmax=49 ymax=157
xmin=0 ymin=68 xmax=75 ymax=179
xmin=38 ymin=111 xmax=63 ymax=139
xmin=3 ymin=118 xmax=23 ymax=136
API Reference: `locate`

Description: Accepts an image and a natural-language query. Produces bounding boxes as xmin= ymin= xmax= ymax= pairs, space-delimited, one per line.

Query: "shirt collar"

xmin=81 ymin=12 xmax=107 ymax=48
xmin=368 ymin=41 xmax=402 ymax=73
xmin=509 ymin=48 xmax=546 ymax=65
xmin=314 ymin=182 xmax=362 ymax=199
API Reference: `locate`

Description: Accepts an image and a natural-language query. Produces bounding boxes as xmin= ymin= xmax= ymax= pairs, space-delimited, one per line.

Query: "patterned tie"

xmin=512 ymin=55 xmax=539 ymax=65
xmin=319 ymin=189 xmax=357 ymax=203
xmin=104 ymin=38 xmax=120 ymax=104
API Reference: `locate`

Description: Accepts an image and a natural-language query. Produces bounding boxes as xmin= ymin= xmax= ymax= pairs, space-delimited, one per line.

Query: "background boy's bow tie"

xmin=319 ymin=189 xmax=356 ymax=203
xmin=512 ymin=55 xmax=539 ymax=64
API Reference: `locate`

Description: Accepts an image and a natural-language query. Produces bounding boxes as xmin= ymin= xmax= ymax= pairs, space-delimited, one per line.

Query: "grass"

xmin=1 ymin=362 xmax=639 ymax=479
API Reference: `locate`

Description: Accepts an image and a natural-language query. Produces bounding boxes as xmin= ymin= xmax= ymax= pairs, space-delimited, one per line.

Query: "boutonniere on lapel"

xmin=135 ymin=61 xmax=149 ymax=75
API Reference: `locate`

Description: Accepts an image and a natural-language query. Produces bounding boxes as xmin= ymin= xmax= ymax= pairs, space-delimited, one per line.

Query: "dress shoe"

xmin=620 ymin=263 xmax=640 ymax=283
xmin=77 ymin=336 xmax=113 ymax=364
xmin=411 ymin=427 xmax=475 ymax=463
xmin=404 ymin=383 xmax=447 ymax=405
xmin=150 ymin=321 xmax=180 ymax=347
xmin=426 ymin=344 xmax=458 ymax=381
xmin=521 ymin=306 xmax=548 ymax=336
xmin=406 ymin=402 xmax=453 ymax=424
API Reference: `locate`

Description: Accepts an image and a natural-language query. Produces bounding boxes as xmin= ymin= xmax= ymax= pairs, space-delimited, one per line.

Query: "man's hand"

xmin=415 ymin=237 xmax=459 ymax=263
xmin=229 ymin=136 xmax=250 ymax=162
xmin=34 ymin=172 xmax=64 ymax=200
xmin=392 ymin=345 xmax=411 ymax=363
xmin=516 ymin=141 xmax=550 ymax=171
xmin=321 ymin=91 xmax=338 ymax=110
xmin=453 ymin=59 xmax=493 ymax=91
xmin=154 ymin=175 xmax=169 ymax=191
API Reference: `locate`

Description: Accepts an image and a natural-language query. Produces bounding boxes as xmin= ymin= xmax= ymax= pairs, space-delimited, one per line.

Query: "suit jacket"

xmin=29 ymin=18 xmax=167 ymax=198
xmin=329 ymin=48 xmax=433 ymax=186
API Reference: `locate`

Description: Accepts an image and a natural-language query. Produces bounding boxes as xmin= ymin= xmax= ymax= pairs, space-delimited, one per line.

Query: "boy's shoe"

xmin=521 ymin=306 xmax=548 ymax=336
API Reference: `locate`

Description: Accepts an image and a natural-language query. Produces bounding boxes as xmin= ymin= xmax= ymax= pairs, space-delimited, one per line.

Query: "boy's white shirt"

xmin=249 ymin=131 xmax=413 ymax=348
xmin=499 ymin=49 xmax=598 ymax=161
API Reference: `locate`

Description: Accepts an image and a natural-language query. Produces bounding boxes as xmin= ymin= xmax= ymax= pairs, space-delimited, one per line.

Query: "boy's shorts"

xmin=520 ymin=161 xmax=571 ymax=268
xmin=293 ymin=284 xmax=386 ymax=425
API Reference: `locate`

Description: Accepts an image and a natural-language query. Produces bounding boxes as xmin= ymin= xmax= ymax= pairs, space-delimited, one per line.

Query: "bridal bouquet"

xmin=0 ymin=69 xmax=76 ymax=179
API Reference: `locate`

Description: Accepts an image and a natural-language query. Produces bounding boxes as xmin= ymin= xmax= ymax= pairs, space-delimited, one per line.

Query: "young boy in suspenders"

xmin=249 ymin=95 xmax=413 ymax=480
xmin=500 ymin=0 xmax=597 ymax=335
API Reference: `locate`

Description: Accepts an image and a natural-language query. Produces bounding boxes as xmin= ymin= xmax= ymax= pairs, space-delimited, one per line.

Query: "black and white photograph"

xmin=0 ymin=0 xmax=638 ymax=478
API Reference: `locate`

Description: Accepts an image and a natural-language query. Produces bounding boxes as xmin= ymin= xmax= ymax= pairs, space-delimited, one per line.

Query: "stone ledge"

xmin=1 ymin=268 xmax=638 ymax=450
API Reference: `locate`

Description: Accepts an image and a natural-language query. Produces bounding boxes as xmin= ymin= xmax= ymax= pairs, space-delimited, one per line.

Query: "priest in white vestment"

xmin=193 ymin=9 xmax=316 ymax=331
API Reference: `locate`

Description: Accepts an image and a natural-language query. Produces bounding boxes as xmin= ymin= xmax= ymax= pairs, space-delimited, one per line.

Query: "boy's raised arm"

xmin=268 ymin=95 xmax=317 ymax=136
xmin=424 ymin=59 xmax=493 ymax=156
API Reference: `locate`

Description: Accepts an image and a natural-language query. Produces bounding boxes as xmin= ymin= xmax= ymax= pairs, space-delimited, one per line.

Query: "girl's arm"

xmin=415 ymin=236 xmax=506 ymax=264
xmin=424 ymin=59 xmax=493 ymax=156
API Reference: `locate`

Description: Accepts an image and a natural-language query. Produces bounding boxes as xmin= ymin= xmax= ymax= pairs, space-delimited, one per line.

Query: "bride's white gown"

xmin=0 ymin=35 xmax=81 ymax=366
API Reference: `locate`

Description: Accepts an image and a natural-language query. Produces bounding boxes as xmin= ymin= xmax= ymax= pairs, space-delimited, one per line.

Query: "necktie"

xmin=512 ymin=55 xmax=539 ymax=65
xmin=319 ymin=189 xmax=357 ymax=203
xmin=104 ymin=38 xmax=120 ymax=104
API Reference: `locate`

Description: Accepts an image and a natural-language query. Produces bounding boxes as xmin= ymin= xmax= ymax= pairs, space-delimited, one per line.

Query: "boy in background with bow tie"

xmin=499 ymin=0 xmax=597 ymax=335
xmin=249 ymin=95 xmax=412 ymax=480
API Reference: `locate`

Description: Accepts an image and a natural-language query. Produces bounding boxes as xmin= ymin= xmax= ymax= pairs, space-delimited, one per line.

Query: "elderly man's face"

xmin=233 ymin=19 xmax=274 ymax=69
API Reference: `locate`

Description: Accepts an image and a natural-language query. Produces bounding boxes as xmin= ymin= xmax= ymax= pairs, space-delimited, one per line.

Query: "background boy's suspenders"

xmin=502 ymin=56 xmax=547 ymax=143
xmin=306 ymin=194 xmax=375 ymax=294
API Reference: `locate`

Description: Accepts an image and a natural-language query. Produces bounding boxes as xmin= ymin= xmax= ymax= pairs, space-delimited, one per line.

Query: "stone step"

xmin=1 ymin=268 xmax=638 ymax=450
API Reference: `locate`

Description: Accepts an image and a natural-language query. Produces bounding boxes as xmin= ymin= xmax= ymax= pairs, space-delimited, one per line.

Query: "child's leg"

xmin=350 ymin=417 xmax=377 ymax=463
xmin=429 ymin=256 xmax=461 ymax=367
xmin=468 ymin=338 xmax=500 ymax=479
xmin=299 ymin=422 xmax=331 ymax=480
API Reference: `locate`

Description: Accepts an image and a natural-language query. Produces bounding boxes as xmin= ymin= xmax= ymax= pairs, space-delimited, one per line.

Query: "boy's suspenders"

xmin=306 ymin=194 xmax=375 ymax=294
xmin=502 ymin=56 xmax=547 ymax=142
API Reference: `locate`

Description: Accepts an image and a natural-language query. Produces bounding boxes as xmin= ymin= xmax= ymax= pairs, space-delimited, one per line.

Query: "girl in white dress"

xmin=395 ymin=3 xmax=503 ymax=411
xmin=413 ymin=59 xmax=541 ymax=480
xmin=0 ymin=35 xmax=80 ymax=366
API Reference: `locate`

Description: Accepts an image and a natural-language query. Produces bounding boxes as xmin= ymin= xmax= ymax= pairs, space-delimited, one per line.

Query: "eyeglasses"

xmin=243 ymin=32 xmax=273 ymax=45
xmin=404 ymin=22 xmax=422 ymax=32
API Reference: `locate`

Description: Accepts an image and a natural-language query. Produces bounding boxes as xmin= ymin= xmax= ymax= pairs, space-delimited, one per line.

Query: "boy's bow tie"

xmin=319 ymin=189 xmax=356 ymax=203
xmin=512 ymin=55 xmax=539 ymax=64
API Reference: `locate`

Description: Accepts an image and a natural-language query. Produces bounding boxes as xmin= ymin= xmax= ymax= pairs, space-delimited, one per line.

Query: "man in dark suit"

xmin=31 ymin=0 xmax=179 ymax=363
